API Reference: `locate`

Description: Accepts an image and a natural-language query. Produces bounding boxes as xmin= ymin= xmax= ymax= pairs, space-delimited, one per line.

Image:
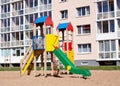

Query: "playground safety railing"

xmin=20 ymin=44 xmax=33 ymax=76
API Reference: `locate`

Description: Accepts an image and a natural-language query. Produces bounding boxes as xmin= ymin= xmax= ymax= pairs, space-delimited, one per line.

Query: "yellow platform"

xmin=46 ymin=34 xmax=59 ymax=51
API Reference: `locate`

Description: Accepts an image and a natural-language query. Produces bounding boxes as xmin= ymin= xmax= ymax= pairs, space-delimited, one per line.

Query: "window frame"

xmin=60 ymin=10 xmax=68 ymax=19
xmin=77 ymin=24 xmax=91 ymax=35
xmin=97 ymin=20 xmax=115 ymax=33
xmin=99 ymin=40 xmax=116 ymax=59
xmin=78 ymin=44 xmax=91 ymax=53
xmin=76 ymin=6 xmax=90 ymax=17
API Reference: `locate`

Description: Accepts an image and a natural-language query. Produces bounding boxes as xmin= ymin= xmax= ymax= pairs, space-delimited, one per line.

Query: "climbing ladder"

xmin=20 ymin=44 xmax=33 ymax=76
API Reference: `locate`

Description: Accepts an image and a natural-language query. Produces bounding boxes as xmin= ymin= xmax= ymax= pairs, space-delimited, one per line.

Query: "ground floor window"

xmin=12 ymin=47 xmax=24 ymax=56
xmin=1 ymin=49 xmax=11 ymax=57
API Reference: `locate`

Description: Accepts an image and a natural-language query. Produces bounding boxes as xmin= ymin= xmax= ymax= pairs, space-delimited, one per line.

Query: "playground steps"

xmin=20 ymin=45 xmax=43 ymax=76
xmin=20 ymin=45 xmax=33 ymax=76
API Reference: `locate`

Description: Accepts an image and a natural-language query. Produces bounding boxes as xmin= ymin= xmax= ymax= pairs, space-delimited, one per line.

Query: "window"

xmin=117 ymin=0 xmax=120 ymax=10
xmin=99 ymin=40 xmax=116 ymax=59
xmin=2 ymin=18 xmax=10 ymax=27
xmin=103 ymin=1 xmax=108 ymax=12
xmin=12 ymin=48 xmax=24 ymax=56
xmin=97 ymin=20 xmax=115 ymax=33
xmin=25 ymin=13 xmax=38 ymax=24
xmin=77 ymin=25 xmax=91 ymax=35
xmin=78 ymin=44 xmax=91 ymax=53
xmin=2 ymin=4 xmax=10 ymax=13
xmin=109 ymin=0 xmax=114 ymax=11
xmin=34 ymin=0 xmax=38 ymax=6
xmin=25 ymin=31 xmax=33 ymax=39
xmin=97 ymin=0 xmax=114 ymax=13
xmin=1 ymin=49 xmax=11 ymax=57
xmin=60 ymin=0 xmax=67 ymax=2
xmin=1 ymin=33 xmax=10 ymax=42
xmin=60 ymin=10 xmax=68 ymax=19
xmin=20 ymin=16 xmax=23 ymax=24
xmin=77 ymin=6 xmax=90 ymax=17
xmin=40 ymin=11 xmax=51 ymax=17
xmin=12 ymin=1 xmax=23 ymax=11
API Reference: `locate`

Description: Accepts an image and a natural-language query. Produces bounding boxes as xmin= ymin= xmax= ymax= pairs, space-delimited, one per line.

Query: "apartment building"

xmin=0 ymin=0 xmax=120 ymax=66
xmin=0 ymin=0 xmax=52 ymax=66
xmin=96 ymin=0 xmax=120 ymax=66
xmin=52 ymin=0 xmax=120 ymax=66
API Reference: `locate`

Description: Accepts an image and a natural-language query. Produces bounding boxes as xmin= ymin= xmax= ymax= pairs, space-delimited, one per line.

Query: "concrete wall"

xmin=75 ymin=60 xmax=99 ymax=66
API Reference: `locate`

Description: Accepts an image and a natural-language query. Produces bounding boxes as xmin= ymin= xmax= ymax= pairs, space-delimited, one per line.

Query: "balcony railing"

xmin=118 ymin=52 xmax=120 ymax=58
xmin=12 ymin=10 xmax=24 ymax=16
xmin=116 ymin=10 xmax=120 ymax=17
xmin=0 ymin=42 xmax=10 ymax=48
xmin=25 ymin=24 xmax=33 ymax=30
xmin=11 ymin=25 xmax=24 ymax=31
xmin=1 ymin=12 xmax=10 ymax=18
xmin=11 ymin=40 xmax=24 ymax=46
xmin=25 ymin=39 xmax=32 ymax=45
xmin=1 ymin=27 xmax=10 ymax=32
xmin=118 ymin=30 xmax=120 ymax=37
xmin=1 ymin=0 xmax=10 ymax=4
xmin=97 ymin=11 xmax=114 ymax=20
xmin=0 ymin=40 xmax=24 ymax=47
xmin=25 ymin=7 xmax=38 ymax=14
xmin=39 ymin=4 xmax=52 ymax=11
xmin=99 ymin=52 xmax=116 ymax=59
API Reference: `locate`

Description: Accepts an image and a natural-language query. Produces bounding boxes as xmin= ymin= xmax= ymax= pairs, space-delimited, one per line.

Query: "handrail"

xmin=20 ymin=43 xmax=33 ymax=75
xmin=22 ymin=44 xmax=32 ymax=61
xmin=21 ymin=49 xmax=33 ymax=69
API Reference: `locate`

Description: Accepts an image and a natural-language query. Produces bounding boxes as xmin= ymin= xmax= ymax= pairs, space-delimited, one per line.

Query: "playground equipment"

xmin=20 ymin=16 xmax=91 ymax=78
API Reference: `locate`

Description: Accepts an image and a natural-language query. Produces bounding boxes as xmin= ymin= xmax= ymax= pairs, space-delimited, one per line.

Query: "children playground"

xmin=20 ymin=16 xmax=91 ymax=78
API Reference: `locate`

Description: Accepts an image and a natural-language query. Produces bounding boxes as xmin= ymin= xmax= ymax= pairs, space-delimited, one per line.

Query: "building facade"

xmin=0 ymin=0 xmax=120 ymax=66
xmin=0 ymin=0 xmax=52 ymax=66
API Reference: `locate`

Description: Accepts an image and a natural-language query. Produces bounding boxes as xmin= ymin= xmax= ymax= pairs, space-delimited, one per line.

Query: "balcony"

xmin=12 ymin=10 xmax=24 ymax=16
xmin=118 ymin=30 xmax=120 ymax=37
xmin=99 ymin=52 xmax=116 ymax=60
xmin=1 ymin=0 xmax=10 ymax=4
xmin=25 ymin=7 xmax=38 ymax=14
xmin=39 ymin=4 xmax=52 ymax=11
xmin=116 ymin=10 xmax=120 ymax=17
xmin=0 ymin=42 xmax=10 ymax=48
xmin=25 ymin=39 xmax=32 ymax=45
xmin=1 ymin=27 xmax=10 ymax=33
xmin=1 ymin=12 xmax=10 ymax=18
xmin=97 ymin=11 xmax=114 ymax=20
xmin=11 ymin=25 xmax=24 ymax=32
xmin=11 ymin=40 xmax=24 ymax=46
xmin=25 ymin=24 xmax=33 ymax=30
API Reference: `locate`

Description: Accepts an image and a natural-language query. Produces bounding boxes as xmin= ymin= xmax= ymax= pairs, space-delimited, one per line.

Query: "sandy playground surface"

xmin=0 ymin=70 xmax=120 ymax=86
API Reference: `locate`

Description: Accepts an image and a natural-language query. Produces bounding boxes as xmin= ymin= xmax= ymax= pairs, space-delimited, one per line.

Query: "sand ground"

xmin=0 ymin=70 xmax=120 ymax=86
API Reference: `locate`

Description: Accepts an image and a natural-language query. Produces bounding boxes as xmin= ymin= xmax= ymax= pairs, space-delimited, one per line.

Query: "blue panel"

xmin=57 ymin=22 xmax=69 ymax=30
xmin=34 ymin=16 xmax=47 ymax=24
xmin=32 ymin=35 xmax=45 ymax=50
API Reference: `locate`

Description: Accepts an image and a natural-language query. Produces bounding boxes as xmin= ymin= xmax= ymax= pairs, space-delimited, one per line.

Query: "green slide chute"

xmin=53 ymin=48 xmax=91 ymax=77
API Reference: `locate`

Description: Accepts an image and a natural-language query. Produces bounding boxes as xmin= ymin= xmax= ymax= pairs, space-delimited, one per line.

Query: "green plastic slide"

xmin=53 ymin=48 xmax=91 ymax=77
